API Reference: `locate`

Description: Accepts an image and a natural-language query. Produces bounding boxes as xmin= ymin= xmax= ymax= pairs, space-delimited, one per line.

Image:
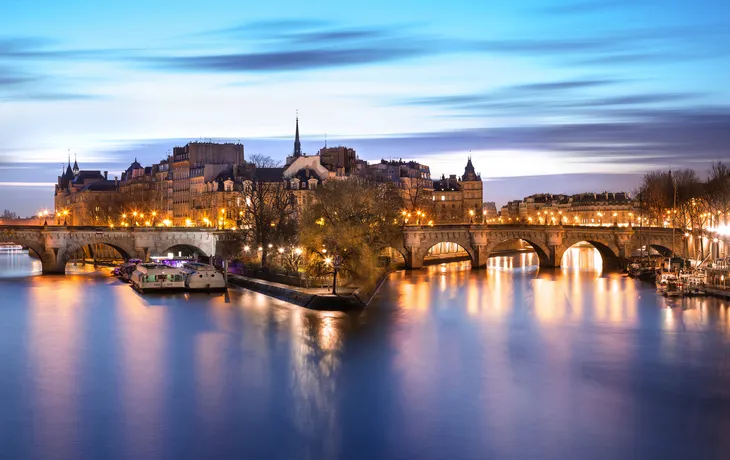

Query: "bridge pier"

xmin=405 ymin=247 xmax=423 ymax=269
xmin=40 ymin=249 xmax=64 ymax=275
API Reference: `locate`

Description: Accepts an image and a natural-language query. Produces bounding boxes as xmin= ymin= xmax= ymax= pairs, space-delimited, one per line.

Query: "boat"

xmin=628 ymin=261 xmax=657 ymax=282
xmin=680 ymin=270 xmax=706 ymax=296
xmin=130 ymin=263 xmax=185 ymax=293
xmin=116 ymin=259 xmax=142 ymax=281
xmin=181 ymin=262 xmax=227 ymax=291
xmin=656 ymin=271 xmax=683 ymax=297
xmin=0 ymin=244 xmax=28 ymax=254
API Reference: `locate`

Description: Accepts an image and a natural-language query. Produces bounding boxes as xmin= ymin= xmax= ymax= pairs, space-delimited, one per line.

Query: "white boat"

xmin=0 ymin=244 xmax=28 ymax=254
xmin=656 ymin=272 xmax=683 ymax=297
xmin=130 ymin=263 xmax=185 ymax=293
xmin=680 ymin=270 xmax=706 ymax=296
xmin=181 ymin=262 xmax=227 ymax=291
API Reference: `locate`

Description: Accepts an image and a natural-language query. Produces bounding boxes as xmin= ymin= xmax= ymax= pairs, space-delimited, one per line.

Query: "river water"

xmin=0 ymin=249 xmax=729 ymax=460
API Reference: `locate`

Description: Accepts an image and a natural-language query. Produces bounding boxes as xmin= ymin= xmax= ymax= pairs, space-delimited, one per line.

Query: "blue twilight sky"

xmin=1 ymin=0 xmax=729 ymax=215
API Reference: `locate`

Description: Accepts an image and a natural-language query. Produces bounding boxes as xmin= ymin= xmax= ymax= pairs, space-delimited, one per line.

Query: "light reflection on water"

xmin=0 ymin=250 xmax=729 ymax=459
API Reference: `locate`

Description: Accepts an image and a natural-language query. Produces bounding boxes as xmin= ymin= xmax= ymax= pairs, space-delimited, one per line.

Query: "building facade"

xmin=431 ymin=158 xmax=483 ymax=223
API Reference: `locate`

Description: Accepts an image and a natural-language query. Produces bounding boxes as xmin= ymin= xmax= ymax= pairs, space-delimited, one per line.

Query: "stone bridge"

xmin=0 ymin=226 xmax=239 ymax=274
xmin=395 ymin=225 xmax=707 ymax=269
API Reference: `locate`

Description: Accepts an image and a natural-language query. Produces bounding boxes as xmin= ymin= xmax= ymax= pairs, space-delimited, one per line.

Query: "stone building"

xmin=431 ymin=158 xmax=483 ymax=223
xmin=172 ymin=142 xmax=244 ymax=225
xmin=54 ymin=156 xmax=118 ymax=225
xmin=505 ymin=192 xmax=636 ymax=226
xmin=363 ymin=159 xmax=433 ymax=211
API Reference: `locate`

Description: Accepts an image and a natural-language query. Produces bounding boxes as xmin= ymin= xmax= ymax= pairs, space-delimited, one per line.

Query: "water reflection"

xmin=0 ymin=252 xmax=41 ymax=277
xmin=0 ymin=250 xmax=729 ymax=459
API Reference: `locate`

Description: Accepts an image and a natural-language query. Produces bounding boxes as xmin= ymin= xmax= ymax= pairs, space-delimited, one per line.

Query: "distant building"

xmin=431 ymin=158 xmax=483 ymax=223
xmin=172 ymin=142 xmax=244 ymax=225
xmin=364 ymin=159 xmax=432 ymax=211
xmin=54 ymin=156 xmax=118 ymax=225
xmin=505 ymin=191 xmax=636 ymax=226
xmin=482 ymin=202 xmax=498 ymax=220
xmin=499 ymin=200 xmax=522 ymax=220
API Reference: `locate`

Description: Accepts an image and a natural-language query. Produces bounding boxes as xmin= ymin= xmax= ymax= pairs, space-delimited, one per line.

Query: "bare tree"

xmin=706 ymin=161 xmax=730 ymax=228
xmin=239 ymin=154 xmax=297 ymax=267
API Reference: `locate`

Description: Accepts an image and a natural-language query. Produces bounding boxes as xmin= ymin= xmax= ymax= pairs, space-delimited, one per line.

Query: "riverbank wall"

xmin=227 ymin=275 xmax=367 ymax=311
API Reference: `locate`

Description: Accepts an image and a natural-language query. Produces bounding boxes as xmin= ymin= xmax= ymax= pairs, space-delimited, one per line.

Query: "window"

xmin=441 ymin=195 xmax=445 ymax=201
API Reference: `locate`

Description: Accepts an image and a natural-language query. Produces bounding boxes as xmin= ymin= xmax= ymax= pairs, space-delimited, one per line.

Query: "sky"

xmin=1 ymin=0 xmax=729 ymax=215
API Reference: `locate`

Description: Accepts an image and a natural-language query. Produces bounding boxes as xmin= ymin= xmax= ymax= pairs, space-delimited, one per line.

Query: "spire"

xmin=293 ymin=112 xmax=302 ymax=158
xmin=463 ymin=156 xmax=478 ymax=181
xmin=72 ymin=153 xmax=79 ymax=176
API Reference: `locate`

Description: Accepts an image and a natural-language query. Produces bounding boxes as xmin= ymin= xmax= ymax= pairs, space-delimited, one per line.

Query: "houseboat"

xmin=181 ymin=262 xmax=227 ymax=291
xmin=130 ymin=263 xmax=185 ymax=293
xmin=656 ymin=272 xmax=683 ymax=297
xmin=680 ymin=270 xmax=706 ymax=296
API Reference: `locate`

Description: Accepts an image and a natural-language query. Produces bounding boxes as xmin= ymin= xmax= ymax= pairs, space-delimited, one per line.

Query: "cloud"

xmin=145 ymin=40 xmax=433 ymax=72
xmin=403 ymin=78 xmax=622 ymax=108
xmin=539 ymin=0 xmax=638 ymax=15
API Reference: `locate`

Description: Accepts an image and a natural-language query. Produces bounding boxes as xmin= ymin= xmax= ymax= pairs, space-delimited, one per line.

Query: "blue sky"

xmin=1 ymin=0 xmax=729 ymax=214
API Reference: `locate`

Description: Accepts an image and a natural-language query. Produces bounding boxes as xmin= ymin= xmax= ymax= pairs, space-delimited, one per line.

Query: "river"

xmin=0 ymin=248 xmax=729 ymax=459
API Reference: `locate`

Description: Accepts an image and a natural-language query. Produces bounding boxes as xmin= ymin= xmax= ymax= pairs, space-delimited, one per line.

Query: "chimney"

xmin=104 ymin=171 xmax=108 ymax=179
xmin=114 ymin=176 xmax=118 ymax=186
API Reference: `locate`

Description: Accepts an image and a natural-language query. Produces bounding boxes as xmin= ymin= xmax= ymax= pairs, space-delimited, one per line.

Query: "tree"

xmin=706 ymin=161 xmax=730 ymax=228
xmin=402 ymin=173 xmax=434 ymax=215
xmin=239 ymin=154 xmax=297 ymax=267
xmin=299 ymin=177 xmax=403 ymax=288
xmin=2 ymin=209 xmax=17 ymax=220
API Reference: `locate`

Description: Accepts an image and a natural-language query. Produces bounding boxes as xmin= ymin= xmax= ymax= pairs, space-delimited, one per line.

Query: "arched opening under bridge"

xmin=487 ymin=238 xmax=551 ymax=269
xmin=0 ymin=242 xmax=44 ymax=276
xmin=62 ymin=243 xmax=131 ymax=273
xmin=379 ymin=247 xmax=407 ymax=269
xmin=423 ymin=241 xmax=474 ymax=266
xmin=152 ymin=244 xmax=209 ymax=263
xmin=560 ymin=241 xmax=611 ymax=273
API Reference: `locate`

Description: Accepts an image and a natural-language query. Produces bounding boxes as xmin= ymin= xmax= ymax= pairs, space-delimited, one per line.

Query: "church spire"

xmin=293 ymin=112 xmax=302 ymax=158
xmin=72 ymin=153 xmax=79 ymax=176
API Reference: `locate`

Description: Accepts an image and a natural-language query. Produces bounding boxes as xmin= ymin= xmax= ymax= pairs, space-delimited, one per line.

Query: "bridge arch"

xmin=58 ymin=241 xmax=135 ymax=272
xmin=154 ymin=243 xmax=209 ymax=259
xmin=486 ymin=237 xmax=553 ymax=268
xmin=558 ymin=239 xmax=620 ymax=269
xmin=0 ymin=230 xmax=52 ymax=270
xmin=379 ymin=246 xmax=407 ymax=268
xmin=648 ymin=244 xmax=673 ymax=257
xmin=423 ymin=241 xmax=475 ymax=265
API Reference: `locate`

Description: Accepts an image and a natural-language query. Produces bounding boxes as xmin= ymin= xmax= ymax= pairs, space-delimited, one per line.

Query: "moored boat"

xmin=656 ymin=272 xmax=683 ymax=297
xmin=680 ymin=270 xmax=706 ymax=296
xmin=116 ymin=259 xmax=142 ymax=281
xmin=181 ymin=262 xmax=227 ymax=291
xmin=130 ymin=263 xmax=185 ymax=293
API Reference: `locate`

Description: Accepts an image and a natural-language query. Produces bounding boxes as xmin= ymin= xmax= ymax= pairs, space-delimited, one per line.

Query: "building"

xmin=499 ymin=200 xmax=522 ymax=221
xmin=364 ymin=159 xmax=433 ymax=211
xmin=482 ymin=202 xmax=498 ymax=220
xmin=54 ymin=156 xmax=119 ymax=225
xmin=318 ymin=145 xmax=359 ymax=177
xmin=431 ymin=158 xmax=483 ymax=223
xmin=172 ymin=142 xmax=244 ymax=225
xmin=503 ymin=192 xmax=636 ymax=226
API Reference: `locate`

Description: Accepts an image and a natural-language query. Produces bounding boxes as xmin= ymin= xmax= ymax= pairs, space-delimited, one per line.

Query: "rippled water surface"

xmin=0 ymin=250 xmax=729 ymax=460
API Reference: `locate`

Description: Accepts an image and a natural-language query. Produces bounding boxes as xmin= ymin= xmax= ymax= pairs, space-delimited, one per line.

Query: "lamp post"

xmin=332 ymin=254 xmax=341 ymax=295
